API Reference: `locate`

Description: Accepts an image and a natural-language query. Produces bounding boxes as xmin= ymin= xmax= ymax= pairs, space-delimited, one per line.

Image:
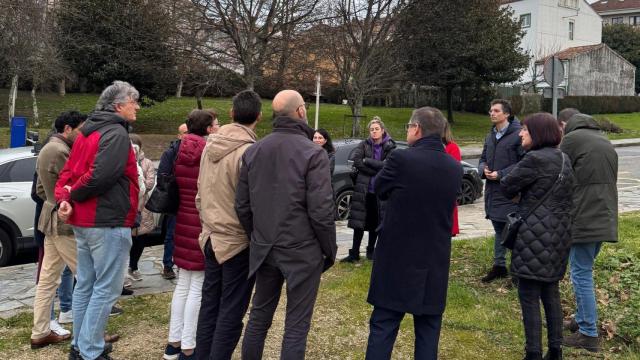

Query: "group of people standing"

xmin=479 ymin=100 xmax=618 ymax=360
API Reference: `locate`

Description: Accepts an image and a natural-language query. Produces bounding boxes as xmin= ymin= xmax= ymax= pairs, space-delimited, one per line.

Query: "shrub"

xmin=542 ymin=96 xmax=640 ymax=114
xmin=597 ymin=117 xmax=623 ymax=134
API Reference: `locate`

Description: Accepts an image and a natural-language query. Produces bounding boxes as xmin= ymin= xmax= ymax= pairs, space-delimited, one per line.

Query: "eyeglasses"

xmin=404 ymin=123 xmax=419 ymax=131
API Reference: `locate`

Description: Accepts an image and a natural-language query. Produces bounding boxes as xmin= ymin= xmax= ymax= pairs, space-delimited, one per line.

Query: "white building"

xmin=501 ymin=0 xmax=603 ymax=85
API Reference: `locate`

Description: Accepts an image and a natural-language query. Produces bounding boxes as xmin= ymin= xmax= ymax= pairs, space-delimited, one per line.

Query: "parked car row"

xmin=330 ymin=139 xmax=484 ymax=221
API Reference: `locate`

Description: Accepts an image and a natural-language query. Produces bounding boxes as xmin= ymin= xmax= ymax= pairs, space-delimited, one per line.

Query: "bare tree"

xmin=190 ymin=0 xmax=322 ymax=90
xmin=325 ymin=0 xmax=405 ymax=136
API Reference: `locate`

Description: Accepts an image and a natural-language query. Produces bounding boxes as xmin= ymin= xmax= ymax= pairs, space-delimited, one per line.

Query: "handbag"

xmin=501 ymin=153 xmax=566 ymax=249
xmin=145 ymin=142 xmax=180 ymax=214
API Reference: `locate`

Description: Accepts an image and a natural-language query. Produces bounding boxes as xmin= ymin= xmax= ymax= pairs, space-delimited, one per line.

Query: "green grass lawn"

xmin=2 ymin=213 xmax=639 ymax=359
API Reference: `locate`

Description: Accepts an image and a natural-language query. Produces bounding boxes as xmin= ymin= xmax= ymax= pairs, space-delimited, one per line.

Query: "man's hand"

xmin=58 ymin=201 xmax=73 ymax=222
xmin=484 ymin=167 xmax=499 ymax=181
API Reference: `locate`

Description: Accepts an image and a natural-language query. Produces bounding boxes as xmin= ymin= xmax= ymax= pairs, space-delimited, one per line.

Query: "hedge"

xmin=542 ymin=96 xmax=640 ymax=114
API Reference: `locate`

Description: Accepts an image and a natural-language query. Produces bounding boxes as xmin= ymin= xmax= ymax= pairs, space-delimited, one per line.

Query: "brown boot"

xmin=563 ymin=332 xmax=600 ymax=352
xmin=30 ymin=331 xmax=71 ymax=349
xmin=563 ymin=318 xmax=578 ymax=333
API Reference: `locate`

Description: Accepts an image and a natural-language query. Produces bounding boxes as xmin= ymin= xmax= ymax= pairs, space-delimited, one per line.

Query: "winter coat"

xmin=347 ymin=135 xmax=397 ymax=230
xmin=55 ymin=111 xmax=139 ymax=228
xmin=478 ymin=118 xmax=525 ymax=222
xmin=501 ymin=147 xmax=575 ymax=282
xmin=445 ymin=141 xmax=461 ymax=236
xmin=36 ymin=135 xmax=74 ymax=237
xmin=157 ymin=139 xmax=180 ymax=176
xmin=560 ymin=114 xmax=618 ymax=244
xmin=173 ymin=133 xmax=206 ymax=271
xmin=133 ymin=150 xmax=156 ymax=236
xmin=368 ymin=135 xmax=462 ymax=315
xmin=197 ymin=123 xmax=256 ymax=264
xmin=235 ymin=116 xmax=337 ymax=277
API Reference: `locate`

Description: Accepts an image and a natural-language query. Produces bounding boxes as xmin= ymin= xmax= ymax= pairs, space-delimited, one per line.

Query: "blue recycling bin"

xmin=10 ymin=116 xmax=27 ymax=148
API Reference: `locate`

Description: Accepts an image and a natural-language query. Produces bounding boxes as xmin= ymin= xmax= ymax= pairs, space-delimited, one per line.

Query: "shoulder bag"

xmin=145 ymin=142 xmax=180 ymax=214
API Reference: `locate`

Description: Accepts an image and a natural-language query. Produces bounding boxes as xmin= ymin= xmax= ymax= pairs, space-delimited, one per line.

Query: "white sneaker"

xmin=128 ymin=269 xmax=143 ymax=281
xmin=50 ymin=319 xmax=70 ymax=336
xmin=58 ymin=310 xmax=73 ymax=324
xmin=123 ymin=278 xmax=133 ymax=289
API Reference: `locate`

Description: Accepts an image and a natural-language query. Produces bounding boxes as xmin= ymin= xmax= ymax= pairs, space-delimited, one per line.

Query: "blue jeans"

xmin=72 ymin=227 xmax=131 ymax=360
xmin=163 ymin=215 xmax=176 ymax=268
xmin=50 ymin=266 xmax=74 ymax=319
xmin=491 ymin=220 xmax=507 ymax=267
xmin=570 ymin=242 xmax=602 ymax=338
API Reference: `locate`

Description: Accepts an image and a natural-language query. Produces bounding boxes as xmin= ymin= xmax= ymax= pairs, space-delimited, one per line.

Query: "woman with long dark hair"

xmin=313 ymin=128 xmax=335 ymax=174
xmin=500 ymin=113 xmax=574 ymax=360
xmin=342 ymin=117 xmax=396 ymax=262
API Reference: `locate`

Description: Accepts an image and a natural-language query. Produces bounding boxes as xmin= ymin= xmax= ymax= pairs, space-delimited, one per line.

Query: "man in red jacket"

xmin=55 ymin=80 xmax=140 ymax=360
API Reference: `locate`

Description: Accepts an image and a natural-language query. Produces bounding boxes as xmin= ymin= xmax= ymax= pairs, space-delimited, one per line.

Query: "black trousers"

xmin=351 ymin=193 xmax=379 ymax=253
xmin=241 ymin=252 xmax=323 ymax=360
xmin=195 ymin=241 xmax=254 ymax=360
xmin=366 ymin=306 xmax=442 ymax=360
xmin=517 ymin=278 xmax=563 ymax=354
xmin=129 ymin=234 xmax=147 ymax=271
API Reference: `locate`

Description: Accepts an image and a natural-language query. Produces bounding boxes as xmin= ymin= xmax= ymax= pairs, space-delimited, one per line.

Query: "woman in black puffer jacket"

xmin=501 ymin=113 xmax=575 ymax=360
xmin=342 ymin=117 xmax=396 ymax=262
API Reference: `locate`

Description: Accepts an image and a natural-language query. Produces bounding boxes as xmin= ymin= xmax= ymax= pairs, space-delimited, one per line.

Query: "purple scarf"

xmin=367 ymin=133 xmax=390 ymax=193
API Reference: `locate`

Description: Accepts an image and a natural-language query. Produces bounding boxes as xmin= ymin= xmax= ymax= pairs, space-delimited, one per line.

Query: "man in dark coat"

xmin=365 ymin=107 xmax=462 ymax=360
xmin=478 ymin=99 xmax=524 ymax=282
xmin=235 ymin=89 xmax=337 ymax=360
xmin=561 ymin=112 xmax=618 ymax=353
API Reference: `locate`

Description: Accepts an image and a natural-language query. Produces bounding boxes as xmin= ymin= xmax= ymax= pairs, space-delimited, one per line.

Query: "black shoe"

xmin=162 ymin=267 xmax=176 ymax=280
xmin=110 ymin=306 xmax=123 ymax=316
xmin=481 ymin=265 xmax=508 ymax=283
xmin=340 ymin=249 xmax=360 ymax=263
xmin=543 ymin=347 xmax=562 ymax=360
xmin=121 ymin=287 xmax=134 ymax=296
xmin=563 ymin=318 xmax=578 ymax=333
xmin=366 ymin=247 xmax=374 ymax=260
xmin=69 ymin=342 xmax=113 ymax=360
xmin=524 ymin=352 xmax=542 ymax=360
xmin=563 ymin=332 xmax=600 ymax=352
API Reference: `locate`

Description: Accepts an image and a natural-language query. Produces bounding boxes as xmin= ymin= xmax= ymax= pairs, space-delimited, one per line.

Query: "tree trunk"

xmin=196 ymin=89 xmax=203 ymax=110
xmin=446 ymin=86 xmax=454 ymax=124
xmin=8 ymin=74 xmax=19 ymax=124
xmin=175 ymin=78 xmax=183 ymax=98
xmin=350 ymin=94 xmax=364 ymax=137
xmin=31 ymin=86 xmax=40 ymax=127
xmin=459 ymin=85 xmax=466 ymax=111
xmin=58 ymin=79 xmax=66 ymax=97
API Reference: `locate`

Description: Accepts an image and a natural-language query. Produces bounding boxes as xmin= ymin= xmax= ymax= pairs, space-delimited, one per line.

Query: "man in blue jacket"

xmin=365 ymin=107 xmax=462 ymax=360
xmin=478 ymin=99 xmax=524 ymax=283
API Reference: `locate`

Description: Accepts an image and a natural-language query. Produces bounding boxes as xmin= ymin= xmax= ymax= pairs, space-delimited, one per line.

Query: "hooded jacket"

xmin=55 ymin=111 xmax=139 ymax=228
xmin=173 ymin=133 xmax=207 ymax=270
xmin=196 ymin=123 xmax=257 ymax=264
xmin=560 ymin=114 xmax=618 ymax=244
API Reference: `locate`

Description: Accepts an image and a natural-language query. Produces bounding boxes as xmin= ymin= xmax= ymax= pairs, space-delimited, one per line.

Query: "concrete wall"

xmin=568 ymin=46 xmax=636 ymax=95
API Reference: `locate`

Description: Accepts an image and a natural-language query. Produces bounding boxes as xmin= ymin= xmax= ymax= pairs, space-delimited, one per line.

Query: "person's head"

xmin=406 ymin=107 xmax=447 ymax=145
xmin=520 ymin=112 xmax=563 ymax=151
xmin=178 ymin=123 xmax=188 ymax=139
xmin=557 ymin=108 xmax=580 ymax=131
xmin=54 ymin=111 xmax=86 ymax=142
xmin=272 ymin=90 xmax=307 ymax=122
xmin=204 ymin=108 xmax=220 ymax=134
xmin=186 ymin=109 xmax=215 ymax=136
xmin=367 ymin=116 xmax=386 ymax=143
xmin=129 ymin=133 xmax=142 ymax=149
xmin=313 ymin=128 xmax=335 ymax=153
xmin=232 ymin=90 xmax=262 ymax=127
xmin=442 ymin=121 xmax=454 ymax=145
xmin=489 ymin=99 xmax=512 ymax=126
xmin=95 ymin=80 xmax=140 ymax=122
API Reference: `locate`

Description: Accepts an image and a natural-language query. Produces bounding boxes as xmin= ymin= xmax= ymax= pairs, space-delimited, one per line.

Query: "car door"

xmin=0 ymin=156 xmax=38 ymax=241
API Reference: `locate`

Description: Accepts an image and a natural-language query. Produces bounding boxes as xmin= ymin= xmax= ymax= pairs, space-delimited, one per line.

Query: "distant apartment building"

xmin=591 ymin=0 xmax=640 ymax=25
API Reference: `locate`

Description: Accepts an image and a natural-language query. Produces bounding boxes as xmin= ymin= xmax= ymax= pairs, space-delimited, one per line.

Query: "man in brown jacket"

xmin=194 ymin=90 xmax=261 ymax=360
xmin=236 ymin=89 xmax=337 ymax=360
xmin=31 ymin=111 xmax=86 ymax=348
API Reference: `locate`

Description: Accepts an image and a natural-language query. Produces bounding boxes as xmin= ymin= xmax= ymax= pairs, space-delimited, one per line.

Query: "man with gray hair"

xmin=365 ymin=107 xmax=462 ymax=360
xmin=55 ymin=80 xmax=140 ymax=360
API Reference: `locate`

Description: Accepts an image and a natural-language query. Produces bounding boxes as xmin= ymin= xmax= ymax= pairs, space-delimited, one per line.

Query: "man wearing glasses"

xmin=366 ymin=107 xmax=462 ymax=360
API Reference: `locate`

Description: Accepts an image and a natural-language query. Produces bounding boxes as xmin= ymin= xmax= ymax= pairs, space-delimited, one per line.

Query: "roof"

xmin=591 ymin=0 xmax=640 ymax=12
xmin=536 ymin=44 xmax=605 ymax=63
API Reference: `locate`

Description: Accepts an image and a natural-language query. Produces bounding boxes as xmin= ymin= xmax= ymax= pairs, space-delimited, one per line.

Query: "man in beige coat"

xmin=194 ymin=90 xmax=261 ymax=360
xmin=31 ymin=111 xmax=86 ymax=349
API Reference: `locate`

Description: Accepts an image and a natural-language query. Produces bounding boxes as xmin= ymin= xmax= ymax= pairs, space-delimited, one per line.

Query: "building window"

xmin=611 ymin=17 xmax=624 ymax=25
xmin=569 ymin=21 xmax=574 ymax=40
xmin=520 ymin=13 xmax=531 ymax=28
xmin=631 ymin=16 xmax=640 ymax=26
xmin=558 ymin=0 xmax=578 ymax=9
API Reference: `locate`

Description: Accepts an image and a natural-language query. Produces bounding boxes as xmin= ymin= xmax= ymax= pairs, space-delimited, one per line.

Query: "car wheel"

xmin=0 ymin=228 xmax=13 ymax=267
xmin=457 ymin=178 xmax=476 ymax=205
xmin=335 ymin=190 xmax=353 ymax=221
